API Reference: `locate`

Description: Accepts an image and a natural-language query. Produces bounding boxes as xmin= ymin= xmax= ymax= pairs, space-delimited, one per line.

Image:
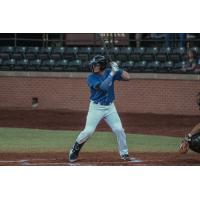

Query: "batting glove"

xmin=110 ymin=62 xmax=119 ymax=72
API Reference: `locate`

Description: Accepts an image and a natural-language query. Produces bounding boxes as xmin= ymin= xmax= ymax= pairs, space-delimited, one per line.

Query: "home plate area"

xmin=0 ymin=152 xmax=200 ymax=166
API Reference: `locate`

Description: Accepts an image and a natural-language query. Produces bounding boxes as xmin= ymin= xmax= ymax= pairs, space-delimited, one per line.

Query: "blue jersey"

xmin=87 ymin=68 xmax=123 ymax=105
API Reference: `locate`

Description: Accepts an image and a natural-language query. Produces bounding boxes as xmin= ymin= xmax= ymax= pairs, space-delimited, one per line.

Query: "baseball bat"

xmin=96 ymin=33 xmax=112 ymax=62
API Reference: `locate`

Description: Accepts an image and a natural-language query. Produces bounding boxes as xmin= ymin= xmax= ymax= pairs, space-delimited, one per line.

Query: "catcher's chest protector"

xmin=189 ymin=132 xmax=200 ymax=153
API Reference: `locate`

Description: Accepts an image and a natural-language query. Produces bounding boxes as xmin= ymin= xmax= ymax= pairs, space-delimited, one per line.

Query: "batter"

xmin=69 ymin=55 xmax=131 ymax=162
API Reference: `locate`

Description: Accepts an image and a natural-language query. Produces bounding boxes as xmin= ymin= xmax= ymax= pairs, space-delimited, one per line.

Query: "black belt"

xmin=92 ymin=101 xmax=113 ymax=106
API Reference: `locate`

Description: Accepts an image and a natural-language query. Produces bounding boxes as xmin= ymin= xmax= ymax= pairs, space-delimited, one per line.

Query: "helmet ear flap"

xmin=100 ymin=64 xmax=106 ymax=71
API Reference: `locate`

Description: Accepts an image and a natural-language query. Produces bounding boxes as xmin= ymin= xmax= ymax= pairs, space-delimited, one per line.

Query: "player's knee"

xmin=112 ymin=125 xmax=124 ymax=134
xmin=83 ymin=127 xmax=95 ymax=136
xmin=77 ymin=127 xmax=95 ymax=143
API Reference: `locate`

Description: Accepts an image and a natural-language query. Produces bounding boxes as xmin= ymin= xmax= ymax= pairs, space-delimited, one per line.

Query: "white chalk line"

xmin=0 ymin=158 xmax=57 ymax=162
xmin=0 ymin=157 xmax=163 ymax=166
xmin=0 ymin=160 xmax=144 ymax=166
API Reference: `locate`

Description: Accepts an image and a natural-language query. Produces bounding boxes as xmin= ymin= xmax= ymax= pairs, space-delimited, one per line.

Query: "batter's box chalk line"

xmin=67 ymin=162 xmax=81 ymax=166
xmin=128 ymin=157 xmax=143 ymax=163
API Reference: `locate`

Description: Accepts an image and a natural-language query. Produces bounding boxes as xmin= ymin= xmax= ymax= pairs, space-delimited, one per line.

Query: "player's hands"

xmin=110 ymin=62 xmax=119 ymax=72
xmin=178 ymin=134 xmax=191 ymax=154
xmin=179 ymin=140 xmax=189 ymax=154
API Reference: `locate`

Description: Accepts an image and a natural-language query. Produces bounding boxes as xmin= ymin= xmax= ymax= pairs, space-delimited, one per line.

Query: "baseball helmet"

xmin=89 ymin=55 xmax=107 ymax=72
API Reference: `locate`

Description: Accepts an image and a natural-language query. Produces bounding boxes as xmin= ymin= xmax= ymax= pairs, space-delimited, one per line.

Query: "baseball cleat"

xmin=68 ymin=151 xmax=78 ymax=163
xmin=121 ymin=154 xmax=132 ymax=161
xmin=68 ymin=142 xmax=84 ymax=163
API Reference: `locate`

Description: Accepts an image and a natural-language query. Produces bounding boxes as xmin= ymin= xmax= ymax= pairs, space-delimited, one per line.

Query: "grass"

xmin=0 ymin=128 xmax=181 ymax=153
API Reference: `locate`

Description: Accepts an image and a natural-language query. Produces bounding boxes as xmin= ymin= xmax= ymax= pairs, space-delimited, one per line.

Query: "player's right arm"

xmin=87 ymin=73 xmax=114 ymax=92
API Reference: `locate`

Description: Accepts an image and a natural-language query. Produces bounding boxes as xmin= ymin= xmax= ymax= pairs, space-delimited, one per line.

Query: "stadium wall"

xmin=0 ymin=72 xmax=199 ymax=115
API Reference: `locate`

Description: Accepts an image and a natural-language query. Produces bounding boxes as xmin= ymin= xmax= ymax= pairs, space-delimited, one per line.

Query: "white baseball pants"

xmin=76 ymin=101 xmax=129 ymax=156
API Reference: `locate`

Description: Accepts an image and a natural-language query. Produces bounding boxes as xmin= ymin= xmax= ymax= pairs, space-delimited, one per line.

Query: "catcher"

xmin=179 ymin=92 xmax=200 ymax=154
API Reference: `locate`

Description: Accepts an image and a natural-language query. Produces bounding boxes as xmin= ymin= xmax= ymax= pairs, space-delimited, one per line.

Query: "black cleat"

xmin=68 ymin=142 xmax=84 ymax=163
xmin=121 ymin=154 xmax=131 ymax=161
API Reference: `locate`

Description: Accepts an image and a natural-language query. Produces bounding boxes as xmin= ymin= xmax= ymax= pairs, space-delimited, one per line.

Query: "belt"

xmin=91 ymin=101 xmax=113 ymax=106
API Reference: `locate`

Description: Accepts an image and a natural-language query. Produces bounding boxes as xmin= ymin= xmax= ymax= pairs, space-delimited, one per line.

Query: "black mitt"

xmin=179 ymin=132 xmax=200 ymax=153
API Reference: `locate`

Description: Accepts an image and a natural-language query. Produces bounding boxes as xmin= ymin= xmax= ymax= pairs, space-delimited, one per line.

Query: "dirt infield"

xmin=0 ymin=152 xmax=200 ymax=166
xmin=0 ymin=109 xmax=200 ymax=166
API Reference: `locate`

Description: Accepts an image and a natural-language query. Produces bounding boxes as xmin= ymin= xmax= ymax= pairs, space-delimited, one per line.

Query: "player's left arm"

xmin=121 ymin=70 xmax=130 ymax=81
xmin=179 ymin=123 xmax=200 ymax=154
xmin=189 ymin=123 xmax=200 ymax=135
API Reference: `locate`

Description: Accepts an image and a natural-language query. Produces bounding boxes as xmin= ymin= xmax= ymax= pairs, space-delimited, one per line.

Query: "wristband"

xmin=109 ymin=71 xmax=115 ymax=77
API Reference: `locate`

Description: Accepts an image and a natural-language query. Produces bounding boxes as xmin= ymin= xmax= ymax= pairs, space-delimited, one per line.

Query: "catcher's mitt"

xmin=179 ymin=132 xmax=200 ymax=154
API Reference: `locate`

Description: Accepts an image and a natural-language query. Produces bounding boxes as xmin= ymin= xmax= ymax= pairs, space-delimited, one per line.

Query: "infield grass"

xmin=0 ymin=128 xmax=181 ymax=153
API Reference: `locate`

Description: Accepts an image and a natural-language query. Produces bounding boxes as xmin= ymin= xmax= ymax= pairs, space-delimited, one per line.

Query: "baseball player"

xmin=179 ymin=92 xmax=200 ymax=154
xmin=69 ymin=55 xmax=131 ymax=162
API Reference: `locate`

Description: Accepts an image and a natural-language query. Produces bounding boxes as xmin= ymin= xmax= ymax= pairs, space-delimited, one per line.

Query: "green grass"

xmin=0 ymin=128 xmax=181 ymax=153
